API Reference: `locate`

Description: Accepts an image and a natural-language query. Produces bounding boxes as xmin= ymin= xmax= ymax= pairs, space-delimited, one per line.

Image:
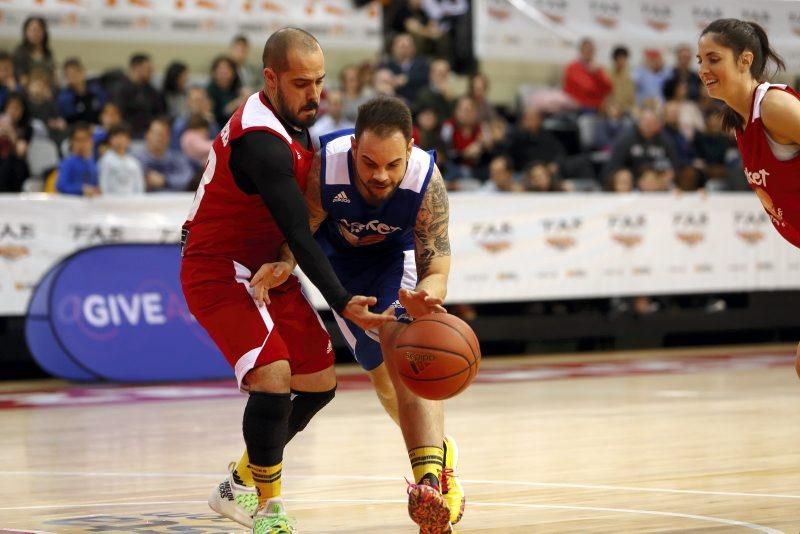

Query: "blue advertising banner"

xmin=26 ymin=244 xmax=231 ymax=382
xmin=26 ymin=261 xmax=99 ymax=382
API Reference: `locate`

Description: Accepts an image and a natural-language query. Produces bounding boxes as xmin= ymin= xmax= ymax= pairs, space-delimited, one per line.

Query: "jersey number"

xmin=185 ymin=147 xmax=217 ymax=222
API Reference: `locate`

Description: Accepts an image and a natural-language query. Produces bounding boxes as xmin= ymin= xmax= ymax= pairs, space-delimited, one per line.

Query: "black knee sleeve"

xmin=242 ymin=392 xmax=292 ymax=467
xmin=286 ymin=387 xmax=336 ymax=444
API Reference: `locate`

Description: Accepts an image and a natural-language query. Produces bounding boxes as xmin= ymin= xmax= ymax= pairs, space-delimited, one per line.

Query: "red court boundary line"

xmin=0 ymin=350 xmax=793 ymax=410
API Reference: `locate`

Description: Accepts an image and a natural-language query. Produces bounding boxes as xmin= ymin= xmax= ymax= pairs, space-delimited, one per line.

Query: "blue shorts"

xmin=326 ymin=246 xmax=417 ymax=371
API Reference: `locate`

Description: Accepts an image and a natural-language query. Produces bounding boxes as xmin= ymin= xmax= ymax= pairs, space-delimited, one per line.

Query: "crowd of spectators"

xmin=0 ymin=13 xmax=751 ymax=201
xmin=1 ymin=9 xmax=779 ymax=323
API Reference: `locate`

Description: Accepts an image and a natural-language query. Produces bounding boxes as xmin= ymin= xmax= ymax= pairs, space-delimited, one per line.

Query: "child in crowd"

xmin=98 ymin=122 xmax=144 ymax=195
xmin=93 ymin=102 xmax=122 ymax=159
xmin=56 ymin=122 xmax=98 ymax=196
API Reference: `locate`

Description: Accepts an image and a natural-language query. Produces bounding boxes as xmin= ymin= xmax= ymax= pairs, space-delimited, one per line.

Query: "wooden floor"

xmin=1 ymin=344 xmax=799 ymax=533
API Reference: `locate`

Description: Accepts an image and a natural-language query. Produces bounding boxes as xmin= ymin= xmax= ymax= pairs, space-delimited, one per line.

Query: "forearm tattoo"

xmin=414 ymin=167 xmax=451 ymax=278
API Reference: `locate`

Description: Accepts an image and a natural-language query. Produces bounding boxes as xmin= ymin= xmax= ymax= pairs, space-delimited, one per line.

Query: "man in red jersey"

xmin=180 ymin=28 xmax=394 ymax=533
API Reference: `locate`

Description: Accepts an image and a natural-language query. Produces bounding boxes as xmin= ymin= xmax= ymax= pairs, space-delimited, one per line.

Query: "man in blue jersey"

xmin=253 ymin=95 xmax=463 ymax=534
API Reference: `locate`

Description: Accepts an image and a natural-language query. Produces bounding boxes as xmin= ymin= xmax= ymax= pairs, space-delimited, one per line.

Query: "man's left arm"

xmin=401 ymin=164 xmax=451 ymax=318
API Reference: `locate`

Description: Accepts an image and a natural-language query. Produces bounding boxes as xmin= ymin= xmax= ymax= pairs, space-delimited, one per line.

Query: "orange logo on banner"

xmin=534 ymin=0 xmax=567 ymax=24
xmin=542 ymin=217 xmax=581 ymax=250
xmin=673 ymin=212 xmax=707 ymax=247
xmin=480 ymin=242 xmax=511 ymax=253
xmin=676 ymin=232 xmax=704 ymax=246
xmin=107 ymin=0 xmax=152 ymax=7
xmin=591 ymin=1 xmax=620 ymax=28
xmin=612 ymin=234 xmax=642 ymax=248
xmin=545 ymin=236 xmax=576 ymax=250
xmin=176 ymin=0 xmax=222 ymax=9
xmin=608 ymin=214 xmax=646 ymax=249
xmin=0 ymin=245 xmax=29 ymax=261
xmin=736 ymin=230 xmax=764 ymax=244
xmin=692 ymin=6 xmax=723 ymax=30
xmin=487 ymin=4 xmax=511 ymax=20
xmin=471 ymin=221 xmax=513 ymax=254
xmin=642 ymin=3 xmax=671 ymax=31
xmin=260 ymin=1 xmax=284 ymax=12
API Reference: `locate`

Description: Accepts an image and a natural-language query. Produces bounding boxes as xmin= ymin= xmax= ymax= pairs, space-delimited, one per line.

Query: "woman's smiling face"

xmin=696 ymin=32 xmax=753 ymax=102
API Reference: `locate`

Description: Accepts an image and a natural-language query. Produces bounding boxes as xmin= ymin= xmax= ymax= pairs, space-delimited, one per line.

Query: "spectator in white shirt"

xmin=98 ymin=122 xmax=144 ymax=195
xmin=309 ymin=89 xmax=355 ymax=149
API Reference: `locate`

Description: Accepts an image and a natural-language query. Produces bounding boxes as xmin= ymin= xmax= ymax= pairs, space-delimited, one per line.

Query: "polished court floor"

xmin=1 ymin=344 xmax=799 ymax=533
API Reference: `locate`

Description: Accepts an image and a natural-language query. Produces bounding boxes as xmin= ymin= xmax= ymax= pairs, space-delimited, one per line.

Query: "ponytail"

xmin=747 ymin=21 xmax=785 ymax=81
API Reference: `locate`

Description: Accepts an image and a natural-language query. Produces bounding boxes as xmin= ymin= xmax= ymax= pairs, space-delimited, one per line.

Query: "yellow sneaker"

xmin=441 ymin=435 xmax=465 ymax=525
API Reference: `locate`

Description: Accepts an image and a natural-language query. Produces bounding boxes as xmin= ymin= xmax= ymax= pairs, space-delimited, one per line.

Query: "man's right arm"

xmin=231 ymin=132 xmax=395 ymax=330
xmin=278 ymin=151 xmax=328 ymax=271
xmin=230 ymin=131 xmax=351 ymax=313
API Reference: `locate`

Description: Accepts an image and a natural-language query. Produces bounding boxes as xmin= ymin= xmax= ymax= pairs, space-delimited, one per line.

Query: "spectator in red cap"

xmin=633 ymin=48 xmax=671 ymax=107
xmin=562 ymin=37 xmax=613 ymax=113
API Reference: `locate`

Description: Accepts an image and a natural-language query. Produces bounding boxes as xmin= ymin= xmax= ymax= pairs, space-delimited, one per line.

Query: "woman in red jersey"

xmin=697 ymin=19 xmax=800 ymax=378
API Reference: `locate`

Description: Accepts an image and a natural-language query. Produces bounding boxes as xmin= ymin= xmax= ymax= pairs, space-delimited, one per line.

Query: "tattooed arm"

xmin=278 ymin=151 xmax=328 ymax=269
xmin=412 ymin=164 xmax=451 ymax=301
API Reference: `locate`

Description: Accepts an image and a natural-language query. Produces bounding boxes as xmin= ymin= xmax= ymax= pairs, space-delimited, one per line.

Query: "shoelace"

xmin=440 ymin=467 xmax=453 ymax=494
xmin=405 ymin=478 xmax=443 ymax=500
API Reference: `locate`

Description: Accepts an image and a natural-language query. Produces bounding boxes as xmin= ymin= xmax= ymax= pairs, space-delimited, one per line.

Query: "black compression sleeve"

xmin=229 ymin=132 xmax=351 ymax=314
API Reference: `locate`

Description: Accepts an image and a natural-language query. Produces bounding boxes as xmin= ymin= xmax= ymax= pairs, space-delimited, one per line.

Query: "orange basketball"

xmin=394 ymin=313 xmax=481 ymax=400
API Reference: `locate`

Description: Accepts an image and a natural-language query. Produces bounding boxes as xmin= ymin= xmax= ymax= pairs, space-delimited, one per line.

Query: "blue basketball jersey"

xmin=318 ymin=128 xmax=435 ymax=254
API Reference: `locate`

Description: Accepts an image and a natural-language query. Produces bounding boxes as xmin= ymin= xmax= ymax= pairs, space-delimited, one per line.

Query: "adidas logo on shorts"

xmin=333 ymin=191 xmax=351 ymax=203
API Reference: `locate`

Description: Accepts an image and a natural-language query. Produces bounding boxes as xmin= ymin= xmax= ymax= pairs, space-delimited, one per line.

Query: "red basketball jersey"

xmin=735 ymin=82 xmax=800 ymax=248
xmin=182 ymin=92 xmax=314 ymax=270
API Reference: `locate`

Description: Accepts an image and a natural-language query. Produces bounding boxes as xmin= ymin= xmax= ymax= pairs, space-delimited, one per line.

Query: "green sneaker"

xmin=208 ymin=462 xmax=259 ymax=527
xmin=252 ymin=498 xmax=297 ymax=534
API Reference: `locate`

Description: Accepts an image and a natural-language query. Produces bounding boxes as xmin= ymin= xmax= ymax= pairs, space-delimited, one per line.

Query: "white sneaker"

xmin=208 ymin=463 xmax=259 ymax=528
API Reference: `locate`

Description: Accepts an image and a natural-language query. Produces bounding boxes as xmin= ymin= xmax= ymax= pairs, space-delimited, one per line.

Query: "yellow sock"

xmin=233 ymin=450 xmax=255 ymax=487
xmin=409 ymin=446 xmax=444 ymax=487
xmin=250 ymin=462 xmax=282 ymax=506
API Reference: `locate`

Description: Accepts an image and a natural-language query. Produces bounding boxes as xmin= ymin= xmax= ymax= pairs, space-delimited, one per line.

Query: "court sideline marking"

xmin=0 ymin=498 xmax=783 ymax=533
xmin=0 ymin=470 xmax=798 ymax=501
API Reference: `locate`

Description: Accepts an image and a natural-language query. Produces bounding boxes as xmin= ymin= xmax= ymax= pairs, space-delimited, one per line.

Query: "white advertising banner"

xmin=2 ymin=0 xmax=800 ymax=65
xmin=1 ymin=192 xmax=797 ymax=315
xmin=476 ymin=0 xmax=800 ymax=70
xmin=0 ymin=0 xmax=382 ymax=49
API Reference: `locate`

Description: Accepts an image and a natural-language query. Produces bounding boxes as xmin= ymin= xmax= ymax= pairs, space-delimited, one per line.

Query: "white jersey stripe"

xmin=232 ymin=260 xmax=275 ymax=391
xmin=240 ymin=93 xmax=292 ymax=143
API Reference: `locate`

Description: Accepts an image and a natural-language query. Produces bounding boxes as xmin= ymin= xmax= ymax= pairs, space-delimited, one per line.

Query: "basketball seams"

xmin=412 ymin=317 xmax=479 ymax=361
xmin=399 ymin=363 xmax=475 ymax=382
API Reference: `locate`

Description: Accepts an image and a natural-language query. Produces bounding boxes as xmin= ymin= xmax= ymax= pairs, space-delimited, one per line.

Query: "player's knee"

xmin=244 ymin=360 xmax=291 ymax=393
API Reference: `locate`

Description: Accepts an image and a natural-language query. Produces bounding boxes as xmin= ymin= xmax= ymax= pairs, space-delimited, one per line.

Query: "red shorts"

xmin=180 ymin=256 xmax=333 ymax=389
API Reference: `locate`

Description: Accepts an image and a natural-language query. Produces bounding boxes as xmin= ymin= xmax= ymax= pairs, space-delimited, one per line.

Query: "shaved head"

xmin=262 ymin=27 xmax=320 ymax=72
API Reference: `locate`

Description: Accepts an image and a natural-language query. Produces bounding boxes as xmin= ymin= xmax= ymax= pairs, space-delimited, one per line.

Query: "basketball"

xmin=394 ymin=313 xmax=481 ymax=400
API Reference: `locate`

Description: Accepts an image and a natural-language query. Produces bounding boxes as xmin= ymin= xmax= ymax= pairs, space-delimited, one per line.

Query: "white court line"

xmin=0 ymin=498 xmax=782 ymax=533
xmin=1 ymin=470 xmax=799 ymax=501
